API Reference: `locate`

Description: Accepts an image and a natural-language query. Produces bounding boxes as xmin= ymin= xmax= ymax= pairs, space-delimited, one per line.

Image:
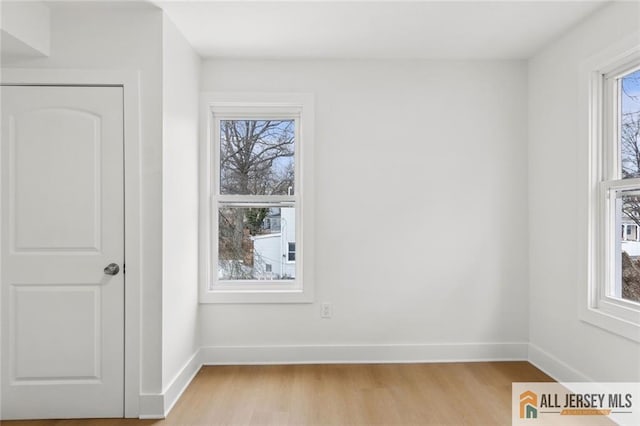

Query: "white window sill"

xmin=580 ymin=305 xmax=640 ymax=343
xmin=200 ymin=287 xmax=313 ymax=304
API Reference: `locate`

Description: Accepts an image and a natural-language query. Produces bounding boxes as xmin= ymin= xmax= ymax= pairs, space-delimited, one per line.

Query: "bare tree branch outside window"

xmin=220 ymin=120 xmax=294 ymax=195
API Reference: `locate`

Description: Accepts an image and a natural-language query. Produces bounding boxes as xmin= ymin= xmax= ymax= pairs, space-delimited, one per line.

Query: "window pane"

xmin=617 ymin=194 xmax=640 ymax=303
xmin=218 ymin=206 xmax=296 ymax=280
xmin=219 ymin=120 xmax=295 ymax=195
xmin=620 ymin=69 xmax=640 ymax=178
xmin=288 ymin=242 xmax=296 ymax=261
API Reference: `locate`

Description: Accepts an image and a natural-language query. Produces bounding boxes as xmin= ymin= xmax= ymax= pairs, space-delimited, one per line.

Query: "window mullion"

xmin=217 ymin=201 xmax=296 ymax=208
xmin=217 ymin=194 xmax=296 ymax=204
xmin=602 ymin=178 xmax=640 ymax=191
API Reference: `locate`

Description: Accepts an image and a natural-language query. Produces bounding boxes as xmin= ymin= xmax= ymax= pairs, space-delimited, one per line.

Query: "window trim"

xmin=199 ymin=92 xmax=315 ymax=304
xmin=582 ymin=36 xmax=640 ymax=342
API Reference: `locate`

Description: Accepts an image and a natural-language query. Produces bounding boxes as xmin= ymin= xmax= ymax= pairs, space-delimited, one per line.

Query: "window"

xmin=585 ymin=44 xmax=640 ymax=341
xmin=623 ymin=224 xmax=640 ymax=241
xmin=287 ymin=242 xmax=296 ymax=262
xmin=199 ymin=93 xmax=314 ymax=303
xmin=600 ymin=66 xmax=640 ymax=305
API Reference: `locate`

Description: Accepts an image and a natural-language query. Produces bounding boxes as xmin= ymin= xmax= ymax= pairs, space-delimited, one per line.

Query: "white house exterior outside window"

xmin=199 ymin=93 xmax=314 ymax=303
xmin=584 ymin=41 xmax=640 ymax=342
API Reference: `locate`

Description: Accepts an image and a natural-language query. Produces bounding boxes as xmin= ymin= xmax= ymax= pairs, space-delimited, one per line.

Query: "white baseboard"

xmin=528 ymin=343 xmax=592 ymax=382
xmin=144 ymin=342 xmax=528 ymax=418
xmin=138 ymin=349 xmax=202 ymax=419
xmin=142 ymin=342 xmax=606 ymax=418
xmin=138 ymin=394 xmax=164 ymax=419
xmin=162 ymin=349 xmax=202 ymax=417
xmin=200 ymin=342 xmax=529 ymax=365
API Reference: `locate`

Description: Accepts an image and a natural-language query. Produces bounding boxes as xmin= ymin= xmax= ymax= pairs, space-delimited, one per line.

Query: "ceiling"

xmin=155 ymin=0 xmax=609 ymax=60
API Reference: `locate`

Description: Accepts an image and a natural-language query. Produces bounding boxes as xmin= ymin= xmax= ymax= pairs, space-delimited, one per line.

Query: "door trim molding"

xmin=1 ymin=69 xmax=142 ymax=417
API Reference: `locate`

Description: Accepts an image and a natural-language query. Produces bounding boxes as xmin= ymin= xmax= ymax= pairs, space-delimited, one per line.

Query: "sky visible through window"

xmin=622 ymin=69 xmax=640 ymax=112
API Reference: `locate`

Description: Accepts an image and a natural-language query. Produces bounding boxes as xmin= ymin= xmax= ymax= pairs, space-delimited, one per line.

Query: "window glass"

xmin=617 ymin=193 xmax=640 ymax=302
xmin=218 ymin=207 xmax=296 ymax=280
xmin=616 ymin=68 xmax=640 ymax=304
xmin=219 ymin=120 xmax=295 ymax=195
xmin=288 ymin=242 xmax=296 ymax=262
xmin=620 ymin=69 xmax=640 ymax=179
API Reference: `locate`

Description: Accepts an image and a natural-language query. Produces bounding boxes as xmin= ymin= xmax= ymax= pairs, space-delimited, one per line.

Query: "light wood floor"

xmin=3 ymin=362 xmax=553 ymax=425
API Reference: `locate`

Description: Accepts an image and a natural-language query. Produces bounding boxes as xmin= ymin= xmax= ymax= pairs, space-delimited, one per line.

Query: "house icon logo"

xmin=520 ymin=390 xmax=538 ymax=419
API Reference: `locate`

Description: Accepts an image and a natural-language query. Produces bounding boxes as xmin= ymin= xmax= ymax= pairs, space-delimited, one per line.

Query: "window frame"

xmin=583 ymin=40 xmax=640 ymax=342
xmin=199 ymin=92 xmax=315 ymax=304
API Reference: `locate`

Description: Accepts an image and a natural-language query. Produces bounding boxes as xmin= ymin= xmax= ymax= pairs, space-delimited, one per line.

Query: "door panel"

xmin=12 ymin=285 xmax=101 ymax=381
xmin=1 ymin=86 xmax=124 ymax=419
xmin=11 ymin=107 xmax=102 ymax=252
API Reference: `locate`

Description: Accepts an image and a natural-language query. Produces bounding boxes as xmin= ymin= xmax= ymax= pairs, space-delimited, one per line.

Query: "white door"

xmin=1 ymin=86 xmax=124 ymax=419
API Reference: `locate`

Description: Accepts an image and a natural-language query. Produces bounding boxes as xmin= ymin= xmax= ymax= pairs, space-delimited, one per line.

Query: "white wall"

xmin=200 ymin=59 xmax=529 ymax=359
xmin=528 ymin=1 xmax=640 ymax=381
xmin=161 ymin=14 xmax=200 ymax=399
xmin=0 ymin=1 xmax=50 ymax=59
xmin=3 ymin=1 xmax=165 ymax=396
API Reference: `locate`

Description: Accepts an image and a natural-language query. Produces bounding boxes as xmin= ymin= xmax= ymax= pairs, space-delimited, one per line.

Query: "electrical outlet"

xmin=321 ymin=302 xmax=332 ymax=318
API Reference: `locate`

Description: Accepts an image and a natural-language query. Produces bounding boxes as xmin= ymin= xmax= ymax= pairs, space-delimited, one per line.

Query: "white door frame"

xmin=0 ymin=69 xmax=142 ymax=418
